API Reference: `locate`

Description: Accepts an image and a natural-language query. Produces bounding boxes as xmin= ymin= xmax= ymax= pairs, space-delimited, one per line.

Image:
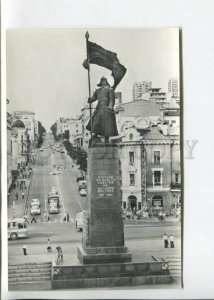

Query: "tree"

xmin=36 ymin=121 xmax=46 ymax=148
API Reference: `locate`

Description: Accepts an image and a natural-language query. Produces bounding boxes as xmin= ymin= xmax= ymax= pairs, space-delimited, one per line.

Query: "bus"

xmin=8 ymin=218 xmax=28 ymax=240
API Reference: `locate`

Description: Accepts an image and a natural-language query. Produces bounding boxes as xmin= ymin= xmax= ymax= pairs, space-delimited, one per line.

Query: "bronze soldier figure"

xmin=86 ymin=77 xmax=118 ymax=143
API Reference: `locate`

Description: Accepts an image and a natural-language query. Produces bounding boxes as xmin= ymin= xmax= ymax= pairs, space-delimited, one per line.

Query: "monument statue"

xmin=86 ymin=77 xmax=118 ymax=143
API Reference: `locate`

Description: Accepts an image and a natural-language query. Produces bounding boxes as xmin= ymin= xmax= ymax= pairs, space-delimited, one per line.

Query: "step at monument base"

xmin=77 ymin=245 xmax=132 ymax=264
xmin=52 ymin=260 xmax=171 ymax=289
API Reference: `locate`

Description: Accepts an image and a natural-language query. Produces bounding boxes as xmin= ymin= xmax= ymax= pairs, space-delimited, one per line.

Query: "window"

xmin=138 ymin=202 xmax=141 ymax=210
xmin=154 ymin=171 xmax=161 ymax=186
xmin=152 ymin=195 xmax=163 ymax=208
xmin=154 ymin=151 xmax=161 ymax=165
xmin=129 ymin=174 xmax=135 ymax=185
xmin=175 ymin=173 xmax=180 ymax=183
xmin=129 ymin=152 xmax=134 ymax=165
xmin=123 ymin=202 xmax=126 ymax=209
xmin=129 ymin=133 xmax=133 ymax=140
xmin=18 ymin=223 xmax=24 ymax=229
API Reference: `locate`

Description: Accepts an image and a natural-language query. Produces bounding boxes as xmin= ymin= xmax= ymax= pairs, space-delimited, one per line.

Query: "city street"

xmin=8 ymin=222 xmax=181 ymax=263
xmin=8 ymin=135 xmax=87 ymax=223
xmin=8 ymin=135 xmax=181 ymax=264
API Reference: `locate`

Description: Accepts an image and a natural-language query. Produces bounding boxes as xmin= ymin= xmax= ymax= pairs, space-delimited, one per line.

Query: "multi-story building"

xmin=7 ymin=113 xmax=12 ymax=189
xmin=148 ymin=88 xmax=167 ymax=104
xmin=81 ymin=104 xmax=96 ymax=150
xmin=168 ymin=78 xmax=180 ymax=103
xmin=11 ymin=120 xmax=28 ymax=169
xmin=115 ymin=99 xmax=163 ymax=136
xmin=160 ymin=102 xmax=180 ymax=136
xmin=12 ymin=110 xmax=35 ymax=141
xmin=68 ymin=116 xmax=83 ymax=147
xmin=117 ymin=98 xmax=181 ymax=212
xmin=132 ymin=81 xmax=152 ymax=101
xmin=119 ymin=125 xmax=181 ymax=212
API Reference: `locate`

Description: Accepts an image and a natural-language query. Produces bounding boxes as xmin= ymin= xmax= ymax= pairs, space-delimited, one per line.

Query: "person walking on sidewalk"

xmin=22 ymin=192 xmax=25 ymax=200
xmin=15 ymin=192 xmax=19 ymax=201
xmin=169 ymin=234 xmax=175 ymax=248
xmin=47 ymin=238 xmax=52 ymax=253
xmin=163 ymin=233 xmax=169 ymax=248
xmin=23 ymin=245 xmax=27 ymax=255
xmin=31 ymin=214 xmax=37 ymax=223
xmin=66 ymin=213 xmax=70 ymax=222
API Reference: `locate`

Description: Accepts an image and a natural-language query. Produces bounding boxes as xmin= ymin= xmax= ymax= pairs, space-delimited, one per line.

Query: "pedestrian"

xmin=169 ymin=234 xmax=175 ymax=248
xmin=56 ymin=246 xmax=62 ymax=263
xmin=47 ymin=214 xmax=51 ymax=222
xmin=31 ymin=214 xmax=37 ymax=223
xmin=7 ymin=192 xmax=10 ymax=201
xmin=22 ymin=192 xmax=25 ymax=200
xmin=23 ymin=214 xmax=29 ymax=223
xmin=43 ymin=211 xmax=47 ymax=221
xmin=23 ymin=245 xmax=27 ymax=255
xmin=66 ymin=213 xmax=69 ymax=222
xmin=63 ymin=213 xmax=66 ymax=222
xmin=47 ymin=238 xmax=52 ymax=252
xmin=15 ymin=192 xmax=19 ymax=201
xmin=163 ymin=233 xmax=169 ymax=248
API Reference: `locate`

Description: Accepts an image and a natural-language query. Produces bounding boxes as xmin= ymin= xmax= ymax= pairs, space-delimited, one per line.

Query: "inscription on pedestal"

xmin=96 ymin=175 xmax=116 ymax=197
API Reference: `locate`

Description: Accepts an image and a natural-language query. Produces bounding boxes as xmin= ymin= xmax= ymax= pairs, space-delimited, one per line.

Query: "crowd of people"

xmin=122 ymin=206 xmax=178 ymax=222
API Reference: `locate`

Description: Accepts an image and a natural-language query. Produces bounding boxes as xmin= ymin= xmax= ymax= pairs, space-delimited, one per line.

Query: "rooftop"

xmin=140 ymin=126 xmax=171 ymax=142
xmin=116 ymin=99 xmax=162 ymax=117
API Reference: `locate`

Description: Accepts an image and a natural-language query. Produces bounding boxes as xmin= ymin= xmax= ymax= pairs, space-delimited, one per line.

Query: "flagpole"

xmin=85 ymin=31 xmax=92 ymax=141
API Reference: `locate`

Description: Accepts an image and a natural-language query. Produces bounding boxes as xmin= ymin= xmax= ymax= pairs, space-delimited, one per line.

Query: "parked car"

xmin=78 ymin=180 xmax=87 ymax=191
xmin=50 ymin=170 xmax=61 ymax=175
xmin=79 ymin=189 xmax=87 ymax=196
xmin=75 ymin=210 xmax=87 ymax=231
xmin=30 ymin=205 xmax=41 ymax=215
xmin=30 ymin=199 xmax=40 ymax=207
xmin=76 ymin=176 xmax=85 ymax=182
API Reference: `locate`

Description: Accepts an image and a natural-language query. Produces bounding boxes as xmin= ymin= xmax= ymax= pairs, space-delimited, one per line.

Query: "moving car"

xmin=30 ymin=205 xmax=41 ymax=215
xmin=30 ymin=199 xmax=40 ymax=207
xmin=79 ymin=189 xmax=87 ymax=196
xmin=75 ymin=210 xmax=87 ymax=231
xmin=48 ymin=195 xmax=60 ymax=208
xmin=49 ymin=203 xmax=59 ymax=214
xmin=8 ymin=218 xmax=28 ymax=240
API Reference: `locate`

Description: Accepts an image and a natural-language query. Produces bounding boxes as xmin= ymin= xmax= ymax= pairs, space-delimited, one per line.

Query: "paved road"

xmin=8 ymin=222 xmax=181 ymax=262
xmin=9 ymin=135 xmax=87 ymax=223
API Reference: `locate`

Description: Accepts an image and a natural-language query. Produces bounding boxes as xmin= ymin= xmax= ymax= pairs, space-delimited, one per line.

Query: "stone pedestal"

xmin=78 ymin=143 xmax=132 ymax=264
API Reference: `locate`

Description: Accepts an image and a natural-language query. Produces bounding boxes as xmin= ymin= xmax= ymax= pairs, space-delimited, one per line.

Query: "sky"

xmin=7 ymin=28 xmax=179 ymax=130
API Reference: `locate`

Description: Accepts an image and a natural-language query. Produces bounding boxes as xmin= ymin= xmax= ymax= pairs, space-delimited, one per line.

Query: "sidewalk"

xmin=8 ymin=172 xmax=32 ymax=219
xmin=124 ymin=216 xmax=180 ymax=226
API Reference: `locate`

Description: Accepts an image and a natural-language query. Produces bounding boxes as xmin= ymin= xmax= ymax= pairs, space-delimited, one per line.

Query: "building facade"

xmin=168 ymin=78 xmax=180 ymax=103
xmin=132 ymin=81 xmax=152 ymax=101
xmin=12 ymin=110 xmax=35 ymax=141
xmin=11 ymin=120 xmax=28 ymax=169
xmin=7 ymin=113 xmax=12 ymax=189
xmin=117 ymin=98 xmax=181 ymax=213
